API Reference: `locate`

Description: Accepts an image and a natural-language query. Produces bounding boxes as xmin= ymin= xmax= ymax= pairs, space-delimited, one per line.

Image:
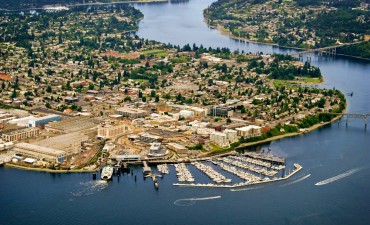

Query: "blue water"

xmin=1 ymin=0 xmax=370 ymax=224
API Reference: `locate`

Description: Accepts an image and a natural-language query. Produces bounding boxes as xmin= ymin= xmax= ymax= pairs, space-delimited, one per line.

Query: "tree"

xmin=208 ymin=79 xmax=214 ymax=86
xmin=151 ymin=90 xmax=156 ymax=97
xmin=11 ymin=88 xmax=17 ymax=99
xmin=155 ymin=95 xmax=159 ymax=102
xmin=46 ymin=86 xmax=52 ymax=93
xmin=88 ymin=83 xmax=94 ymax=90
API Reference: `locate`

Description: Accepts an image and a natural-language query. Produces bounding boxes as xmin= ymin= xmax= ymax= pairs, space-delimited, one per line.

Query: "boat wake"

xmin=280 ymin=174 xmax=311 ymax=187
xmin=230 ymin=186 xmax=264 ymax=192
xmin=315 ymin=168 xmax=361 ymax=186
xmin=71 ymin=180 xmax=108 ymax=197
xmin=174 ymin=196 xmax=221 ymax=206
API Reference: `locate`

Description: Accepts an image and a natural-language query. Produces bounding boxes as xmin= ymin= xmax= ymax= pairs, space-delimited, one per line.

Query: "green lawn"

xmin=300 ymin=77 xmax=321 ymax=83
xmin=140 ymin=49 xmax=168 ymax=57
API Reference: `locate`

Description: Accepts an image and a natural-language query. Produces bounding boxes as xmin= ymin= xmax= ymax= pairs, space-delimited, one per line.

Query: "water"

xmin=1 ymin=0 xmax=370 ymax=224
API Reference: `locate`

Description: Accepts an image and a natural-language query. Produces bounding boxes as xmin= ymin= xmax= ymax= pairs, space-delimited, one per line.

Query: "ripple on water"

xmin=71 ymin=180 xmax=108 ymax=197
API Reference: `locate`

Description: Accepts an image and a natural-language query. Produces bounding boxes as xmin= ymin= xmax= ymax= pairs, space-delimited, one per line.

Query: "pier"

xmin=173 ymin=164 xmax=302 ymax=189
xmin=142 ymin=161 xmax=151 ymax=175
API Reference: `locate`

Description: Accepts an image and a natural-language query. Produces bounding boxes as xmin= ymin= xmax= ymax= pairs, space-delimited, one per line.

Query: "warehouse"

xmin=13 ymin=143 xmax=68 ymax=163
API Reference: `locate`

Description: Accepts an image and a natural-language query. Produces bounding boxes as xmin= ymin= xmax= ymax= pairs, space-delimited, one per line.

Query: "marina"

xmin=174 ymin=163 xmax=195 ymax=182
xmin=157 ymin=164 xmax=169 ymax=174
xmin=173 ymin=163 xmax=302 ymax=189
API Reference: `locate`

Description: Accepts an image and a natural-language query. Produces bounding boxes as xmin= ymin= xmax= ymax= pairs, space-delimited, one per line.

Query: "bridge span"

xmin=290 ymin=42 xmax=363 ymax=57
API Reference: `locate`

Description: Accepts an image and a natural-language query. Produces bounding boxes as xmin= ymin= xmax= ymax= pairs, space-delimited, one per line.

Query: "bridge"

xmin=321 ymin=112 xmax=370 ymax=129
xmin=290 ymin=42 xmax=363 ymax=58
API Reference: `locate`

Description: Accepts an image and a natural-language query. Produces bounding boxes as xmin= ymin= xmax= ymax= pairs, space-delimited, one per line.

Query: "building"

xmin=139 ymin=133 xmax=163 ymax=143
xmin=0 ymin=141 xmax=14 ymax=151
xmin=45 ymin=116 xmax=97 ymax=134
xmin=236 ymin=125 xmax=262 ymax=138
xmin=179 ymin=110 xmax=195 ymax=119
xmin=0 ymin=112 xmax=16 ymax=123
xmin=97 ymin=123 xmax=128 ymax=139
xmin=2 ymin=127 xmax=40 ymax=142
xmin=186 ymin=106 xmax=208 ymax=118
xmin=210 ymin=131 xmax=229 ymax=147
xmin=9 ymin=116 xmax=36 ymax=127
xmin=102 ymin=142 xmax=115 ymax=153
xmin=210 ymin=106 xmax=233 ymax=117
xmin=33 ymin=132 xmax=89 ymax=154
xmin=196 ymin=127 xmax=215 ymax=136
xmin=167 ymin=143 xmax=188 ymax=154
xmin=223 ymin=129 xmax=238 ymax=143
xmin=148 ymin=142 xmax=168 ymax=157
xmin=13 ymin=143 xmax=68 ymax=163
xmin=115 ymin=107 xmax=147 ymax=118
xmin=28 ymin=115 xmax=61 ymax=127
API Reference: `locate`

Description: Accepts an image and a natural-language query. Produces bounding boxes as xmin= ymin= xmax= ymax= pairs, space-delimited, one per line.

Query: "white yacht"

xmin=101 ymin=166 xmax=114 ymax=180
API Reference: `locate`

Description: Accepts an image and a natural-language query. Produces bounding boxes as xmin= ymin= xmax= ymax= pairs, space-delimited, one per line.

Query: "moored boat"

xmin=101 ymin=166 xmax=114 ymax=180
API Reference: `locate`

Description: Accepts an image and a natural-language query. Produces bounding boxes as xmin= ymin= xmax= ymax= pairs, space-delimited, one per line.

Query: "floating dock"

xmin=173 ymin=163 xmax=302 ymax=189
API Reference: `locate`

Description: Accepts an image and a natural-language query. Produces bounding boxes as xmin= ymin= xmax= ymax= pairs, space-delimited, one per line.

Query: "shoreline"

xmin=2 ymin=114 xmax=344 ymax=173
xmin=206 ymin=20 xmax=369 ymax=61
xmin=236 ymin=113 xmax=343 ymax=150
xmin=4 ymin=163 xmax=99 ymax=173
xmin=207 ymin=23 xmax=306 ymax=51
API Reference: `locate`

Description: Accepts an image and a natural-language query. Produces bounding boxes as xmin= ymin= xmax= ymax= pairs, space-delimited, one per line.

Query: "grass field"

xmin=140 ymin=49 xmax=168 ymax=57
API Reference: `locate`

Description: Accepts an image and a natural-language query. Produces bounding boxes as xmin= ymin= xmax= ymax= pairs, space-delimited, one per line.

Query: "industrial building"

xmin=33 ymin=132 xmax=89 ymax=154
xmin=2 ymin=127 xmax=40 ymax=142
xmin=115 ymin=107 xmax=148 ymax=118
xmin=13 ymin=143 xmax=68 ymax=163
xmin=28 ymin=115 xmax=61 ymax=127
xmin=236 ymin=125 xmax=262 ymax=138
xmin=45 ymin=116 xmax=97 ymax=133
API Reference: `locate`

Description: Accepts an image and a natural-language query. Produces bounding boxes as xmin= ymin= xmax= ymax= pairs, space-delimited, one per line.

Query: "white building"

xmin=223 ymin=129 xmax=238 ymax=143
xmin=236 ymin=125 xmax=262 ymax=138
xmin=180 ymin=110 xmax=194 ymax=119
xmin=197 ymin=127 xmax=215 ymax=136
xmin=210 ymin=131 xmax=229 ymax=147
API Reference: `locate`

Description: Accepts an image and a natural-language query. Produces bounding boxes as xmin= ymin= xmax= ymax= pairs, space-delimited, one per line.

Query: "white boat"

xmin=101 ymin=166 xmax=114 ymax=180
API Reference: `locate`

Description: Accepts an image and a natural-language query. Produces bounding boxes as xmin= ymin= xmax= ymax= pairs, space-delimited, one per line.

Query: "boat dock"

xmin=142 ymin=161 xmax=152 ymax=175
xmin=242 ymin=152 xmax=285 ymax=164
xmin=173 ymin=163 xmax=302 ymax=189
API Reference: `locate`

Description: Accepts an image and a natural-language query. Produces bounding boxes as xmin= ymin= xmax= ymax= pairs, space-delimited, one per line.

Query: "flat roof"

xmin=236 ymin=125 xmax=262 ymax=131
xmin=116 ymin=107 xmax=147 ymax=114
xmin=15 ymin=143 xmax=66 ymax=156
